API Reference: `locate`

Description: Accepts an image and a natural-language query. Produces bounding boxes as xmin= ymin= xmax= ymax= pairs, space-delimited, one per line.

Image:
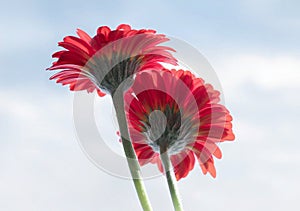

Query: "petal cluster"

xmin=47 ymin=24 xmax=177 ymax=96
xmin=124 ymin=69 xmax=235 ymax=180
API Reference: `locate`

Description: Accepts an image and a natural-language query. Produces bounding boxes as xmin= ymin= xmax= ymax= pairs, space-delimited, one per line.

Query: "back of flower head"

xmin=47 ymin=24 xmax=177 ymax=96
xmin=124 ymin=68 xmax=235 ymax=180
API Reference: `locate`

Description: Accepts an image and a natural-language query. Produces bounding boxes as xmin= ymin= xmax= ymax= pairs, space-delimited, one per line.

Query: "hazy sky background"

xmin=0 ymin=0 xmax=299 ymax=210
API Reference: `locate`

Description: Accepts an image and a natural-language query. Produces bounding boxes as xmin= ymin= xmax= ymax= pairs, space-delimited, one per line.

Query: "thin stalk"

xmin=112 ymin=91 xmax=153 ymax=211
xmin=160 ymin=147 xmax=184 ymax=211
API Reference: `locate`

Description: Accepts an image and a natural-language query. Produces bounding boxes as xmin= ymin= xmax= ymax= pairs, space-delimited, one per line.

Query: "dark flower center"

xmin=88 ymin=54 xmax=143 ymax=95
xmin=140 ymin=100 xmax=197 ymax=155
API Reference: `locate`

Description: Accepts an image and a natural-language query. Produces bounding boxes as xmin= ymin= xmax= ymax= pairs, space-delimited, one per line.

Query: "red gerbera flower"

xmin=124 ymin=69 xmax=235 ymax=180
xmin=47 ymin=24 xmax=176 ymax=96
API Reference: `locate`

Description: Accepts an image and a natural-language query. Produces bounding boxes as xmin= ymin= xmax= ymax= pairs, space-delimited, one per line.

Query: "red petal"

xmin=117 ymin=24 xmax=131 ymax=31
xmin=76 ymin=28 xmax=92 ymax=43
xmin=97 ymin=26 xmax=111 ymax=37
xmin=170 ymin=150 xmax=195 ymax=180
xmin=63 ymin=36 xmax=94 ymax=55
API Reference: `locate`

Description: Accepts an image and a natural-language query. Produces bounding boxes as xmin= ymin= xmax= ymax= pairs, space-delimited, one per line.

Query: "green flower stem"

xmin=112 ymin=90 xmax=153 ymax=211
xmin=160 ymin=147 xmax=184 ymax=211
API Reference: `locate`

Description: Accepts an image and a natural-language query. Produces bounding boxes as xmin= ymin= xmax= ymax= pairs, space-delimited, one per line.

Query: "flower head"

xmin=124 ymin=69 xmax=235 ymax=180
xmin=47 ymin=24 xmax=177 ymax=96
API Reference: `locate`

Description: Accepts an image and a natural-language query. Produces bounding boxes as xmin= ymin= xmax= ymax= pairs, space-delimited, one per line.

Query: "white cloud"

xmin=215 ymin=54 xmax=300 ymax=91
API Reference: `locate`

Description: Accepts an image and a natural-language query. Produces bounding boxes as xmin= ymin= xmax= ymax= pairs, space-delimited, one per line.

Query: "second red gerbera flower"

xmin=124 ymin=69 xmax=235 ymax=180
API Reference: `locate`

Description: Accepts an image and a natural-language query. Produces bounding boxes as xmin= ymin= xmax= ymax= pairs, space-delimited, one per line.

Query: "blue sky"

xmin=0 ymin=0 xmax=299 ymax=210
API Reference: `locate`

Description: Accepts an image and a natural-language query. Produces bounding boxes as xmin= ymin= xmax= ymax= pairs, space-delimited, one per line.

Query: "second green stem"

xmin=160 ymin=147 xmax=184 ymax=211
